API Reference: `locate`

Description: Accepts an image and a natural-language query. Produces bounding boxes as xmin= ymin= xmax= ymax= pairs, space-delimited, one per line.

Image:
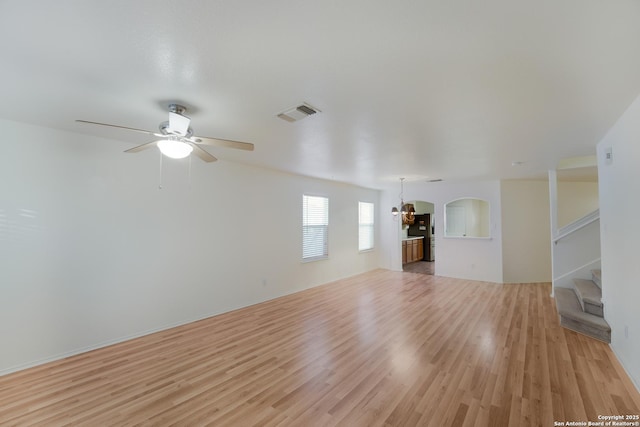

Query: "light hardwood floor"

xmin=1 ymin=270 xmax=639 ymax=426
xmin=403 ymin=261 xmax=434 ymax=275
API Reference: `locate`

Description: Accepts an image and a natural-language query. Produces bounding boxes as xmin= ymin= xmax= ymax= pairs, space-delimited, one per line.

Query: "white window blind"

xmin=302 ymin=195 xmax=329 ymax=260
xmin=358 ymin=201 xmax=375 ymax=251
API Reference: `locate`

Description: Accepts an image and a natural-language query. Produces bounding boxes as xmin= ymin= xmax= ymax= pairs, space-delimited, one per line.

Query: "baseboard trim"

xmin=0 ymin=269 xmax=378 ymax=378
xmin=0 ymin=310 xmax=229 ymax=377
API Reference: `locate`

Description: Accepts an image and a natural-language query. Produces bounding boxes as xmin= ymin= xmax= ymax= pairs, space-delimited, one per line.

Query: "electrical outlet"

xmin=262 ymin=278 xmax=267 ymax=287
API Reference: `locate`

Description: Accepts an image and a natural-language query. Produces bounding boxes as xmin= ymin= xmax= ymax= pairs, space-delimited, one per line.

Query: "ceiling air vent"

xmin=277 ymin=103 xmax=320 ymax=122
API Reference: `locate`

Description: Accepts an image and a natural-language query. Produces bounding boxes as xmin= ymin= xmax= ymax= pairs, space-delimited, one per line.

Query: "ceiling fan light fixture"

xmin=157 ymin=138 xmax=193 ymax=159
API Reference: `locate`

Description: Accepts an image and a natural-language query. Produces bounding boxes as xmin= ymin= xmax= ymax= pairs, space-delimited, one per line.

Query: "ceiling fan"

xmin=77 ymin=104 xmax=254 ymax=162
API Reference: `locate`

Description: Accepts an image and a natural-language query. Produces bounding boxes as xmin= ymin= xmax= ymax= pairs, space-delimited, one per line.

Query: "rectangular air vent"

xmin=277 ymin=103 xmax=320 ymax=122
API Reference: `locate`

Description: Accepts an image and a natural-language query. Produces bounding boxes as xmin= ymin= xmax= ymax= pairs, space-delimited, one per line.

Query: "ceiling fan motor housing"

xmin=168 ymin=104 xmax=187 ymax=115
xmin=159 ymin=121 xmax=193 ymax=138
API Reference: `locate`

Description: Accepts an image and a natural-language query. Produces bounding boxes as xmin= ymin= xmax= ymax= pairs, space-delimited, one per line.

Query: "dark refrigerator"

xmin=407 ymin=214 xmax=434 ymax=261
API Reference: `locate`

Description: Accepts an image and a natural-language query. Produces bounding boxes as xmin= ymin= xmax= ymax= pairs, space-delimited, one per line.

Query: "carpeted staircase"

xmin=554 ymin=269 xmax=610 ymax=343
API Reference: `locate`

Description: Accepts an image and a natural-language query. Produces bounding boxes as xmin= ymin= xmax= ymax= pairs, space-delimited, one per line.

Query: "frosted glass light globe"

xmin=157 ymin=139 xmax=193 ymax=159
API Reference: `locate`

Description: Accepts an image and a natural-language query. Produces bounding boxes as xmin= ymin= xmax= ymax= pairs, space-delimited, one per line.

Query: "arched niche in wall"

xmin=444 ymin=198 xmax=491 ymax=238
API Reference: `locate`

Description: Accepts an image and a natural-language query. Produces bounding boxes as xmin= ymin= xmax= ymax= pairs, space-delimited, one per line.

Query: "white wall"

xmin=0 ymin=119 xmax=381 ymax=375
xmin=382 ymin=180 xmax=503 ymax=283
xmin=380 ymin=190 xmax=403 ymax=271
xmin=500 ymin=180 xmax=552 ymax=283
xmin=597 ymin=93 xmax=640 ymax=390
xmin=557 ymin=181 xmax=599 ymax=228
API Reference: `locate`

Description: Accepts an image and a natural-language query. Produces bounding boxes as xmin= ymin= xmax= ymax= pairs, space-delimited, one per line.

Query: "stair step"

xmin=555 ymin=287 xmax=610 ymax=343
xmin=591 ymin=269 xmax=602 ymax=289
xmin=573 ymin=278 xmax=604 ymax=317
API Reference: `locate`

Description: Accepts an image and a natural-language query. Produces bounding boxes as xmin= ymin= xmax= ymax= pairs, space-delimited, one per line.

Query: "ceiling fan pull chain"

xmin=188 ymin=155 xmax=192 ymax=188
xmin=158 ymin=151 xmax=163 ymax=190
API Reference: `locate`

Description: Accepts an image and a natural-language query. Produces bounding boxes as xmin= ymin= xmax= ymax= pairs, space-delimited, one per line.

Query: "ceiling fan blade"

xmin=124 ymin=141 xmax=158 ymax=153
xmin=188 ymin=136 xmax=254 ymax=151
xmin=76 ymin=120 xmax=163 ymax=137
xmin=189 ymin=143 xmax=218 ymax=162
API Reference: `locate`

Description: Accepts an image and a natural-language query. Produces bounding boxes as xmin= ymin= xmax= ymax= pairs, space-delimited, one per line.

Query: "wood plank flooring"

xmin=403 ymin=261 xmax=434 ymax=275
xmin=1 ymin=270 xmax=639 ymax=426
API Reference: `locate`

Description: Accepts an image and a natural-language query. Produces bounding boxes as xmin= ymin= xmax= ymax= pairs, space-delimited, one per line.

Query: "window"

xmin=358 ymin=201 xmax=375 ymax=251
xmin=302 ymin=195 xmax=329 ymax=260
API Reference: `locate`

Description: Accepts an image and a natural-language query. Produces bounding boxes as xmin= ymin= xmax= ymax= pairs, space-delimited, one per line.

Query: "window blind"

xmin=358 ymin=201 xmax=375 ymax=251
xmin=302 ymin=195 xmax=329 ymax=260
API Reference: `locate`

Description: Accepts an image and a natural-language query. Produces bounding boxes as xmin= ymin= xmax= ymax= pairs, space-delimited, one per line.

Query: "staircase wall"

xmin=557 ymin=181 xmax=600 ymax=228
xmin=549 ymin=165 xmax=601 ymax=297
xmin=552 ymin=219 xmax=601 ymax=290
xmin=597 ymin=91 xmax=640 ymax=391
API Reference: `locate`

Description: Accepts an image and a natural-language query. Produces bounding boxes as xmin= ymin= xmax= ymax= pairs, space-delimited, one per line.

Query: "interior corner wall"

xmin=379 ymin=189 xmax=403 ymax=271
xmin=500 ymin=180 xmax=552 ymax=283
xmin=597 ymin=93 xmax=640 ymax=391
xmin=382 ymin=180 xmax=503 ymax=283
xmin=0 ymin=119 xmax=381 ymax=375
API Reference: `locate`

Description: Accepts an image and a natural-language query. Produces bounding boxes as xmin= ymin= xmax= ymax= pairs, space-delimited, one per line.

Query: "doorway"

xmin=401 ymin=200 xmax=435 ymax=275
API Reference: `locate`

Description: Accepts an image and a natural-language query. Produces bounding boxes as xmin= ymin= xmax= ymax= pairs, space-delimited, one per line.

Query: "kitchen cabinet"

xmin=402 ymin=237 xmax=424 ymax=264
xmin=402 ymin=240 xmax=407 ymax=264
xmin=407 ymin=213 xmax=432 ymax=261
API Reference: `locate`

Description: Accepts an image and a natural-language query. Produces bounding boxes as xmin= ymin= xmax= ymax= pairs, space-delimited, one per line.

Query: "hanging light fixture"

xmin=391 ymin=178 xmax=416 ymax=224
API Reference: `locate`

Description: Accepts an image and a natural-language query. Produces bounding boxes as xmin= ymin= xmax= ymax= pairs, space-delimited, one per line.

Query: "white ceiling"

xmin=2 ymin=0 xmax=639 ymax=190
